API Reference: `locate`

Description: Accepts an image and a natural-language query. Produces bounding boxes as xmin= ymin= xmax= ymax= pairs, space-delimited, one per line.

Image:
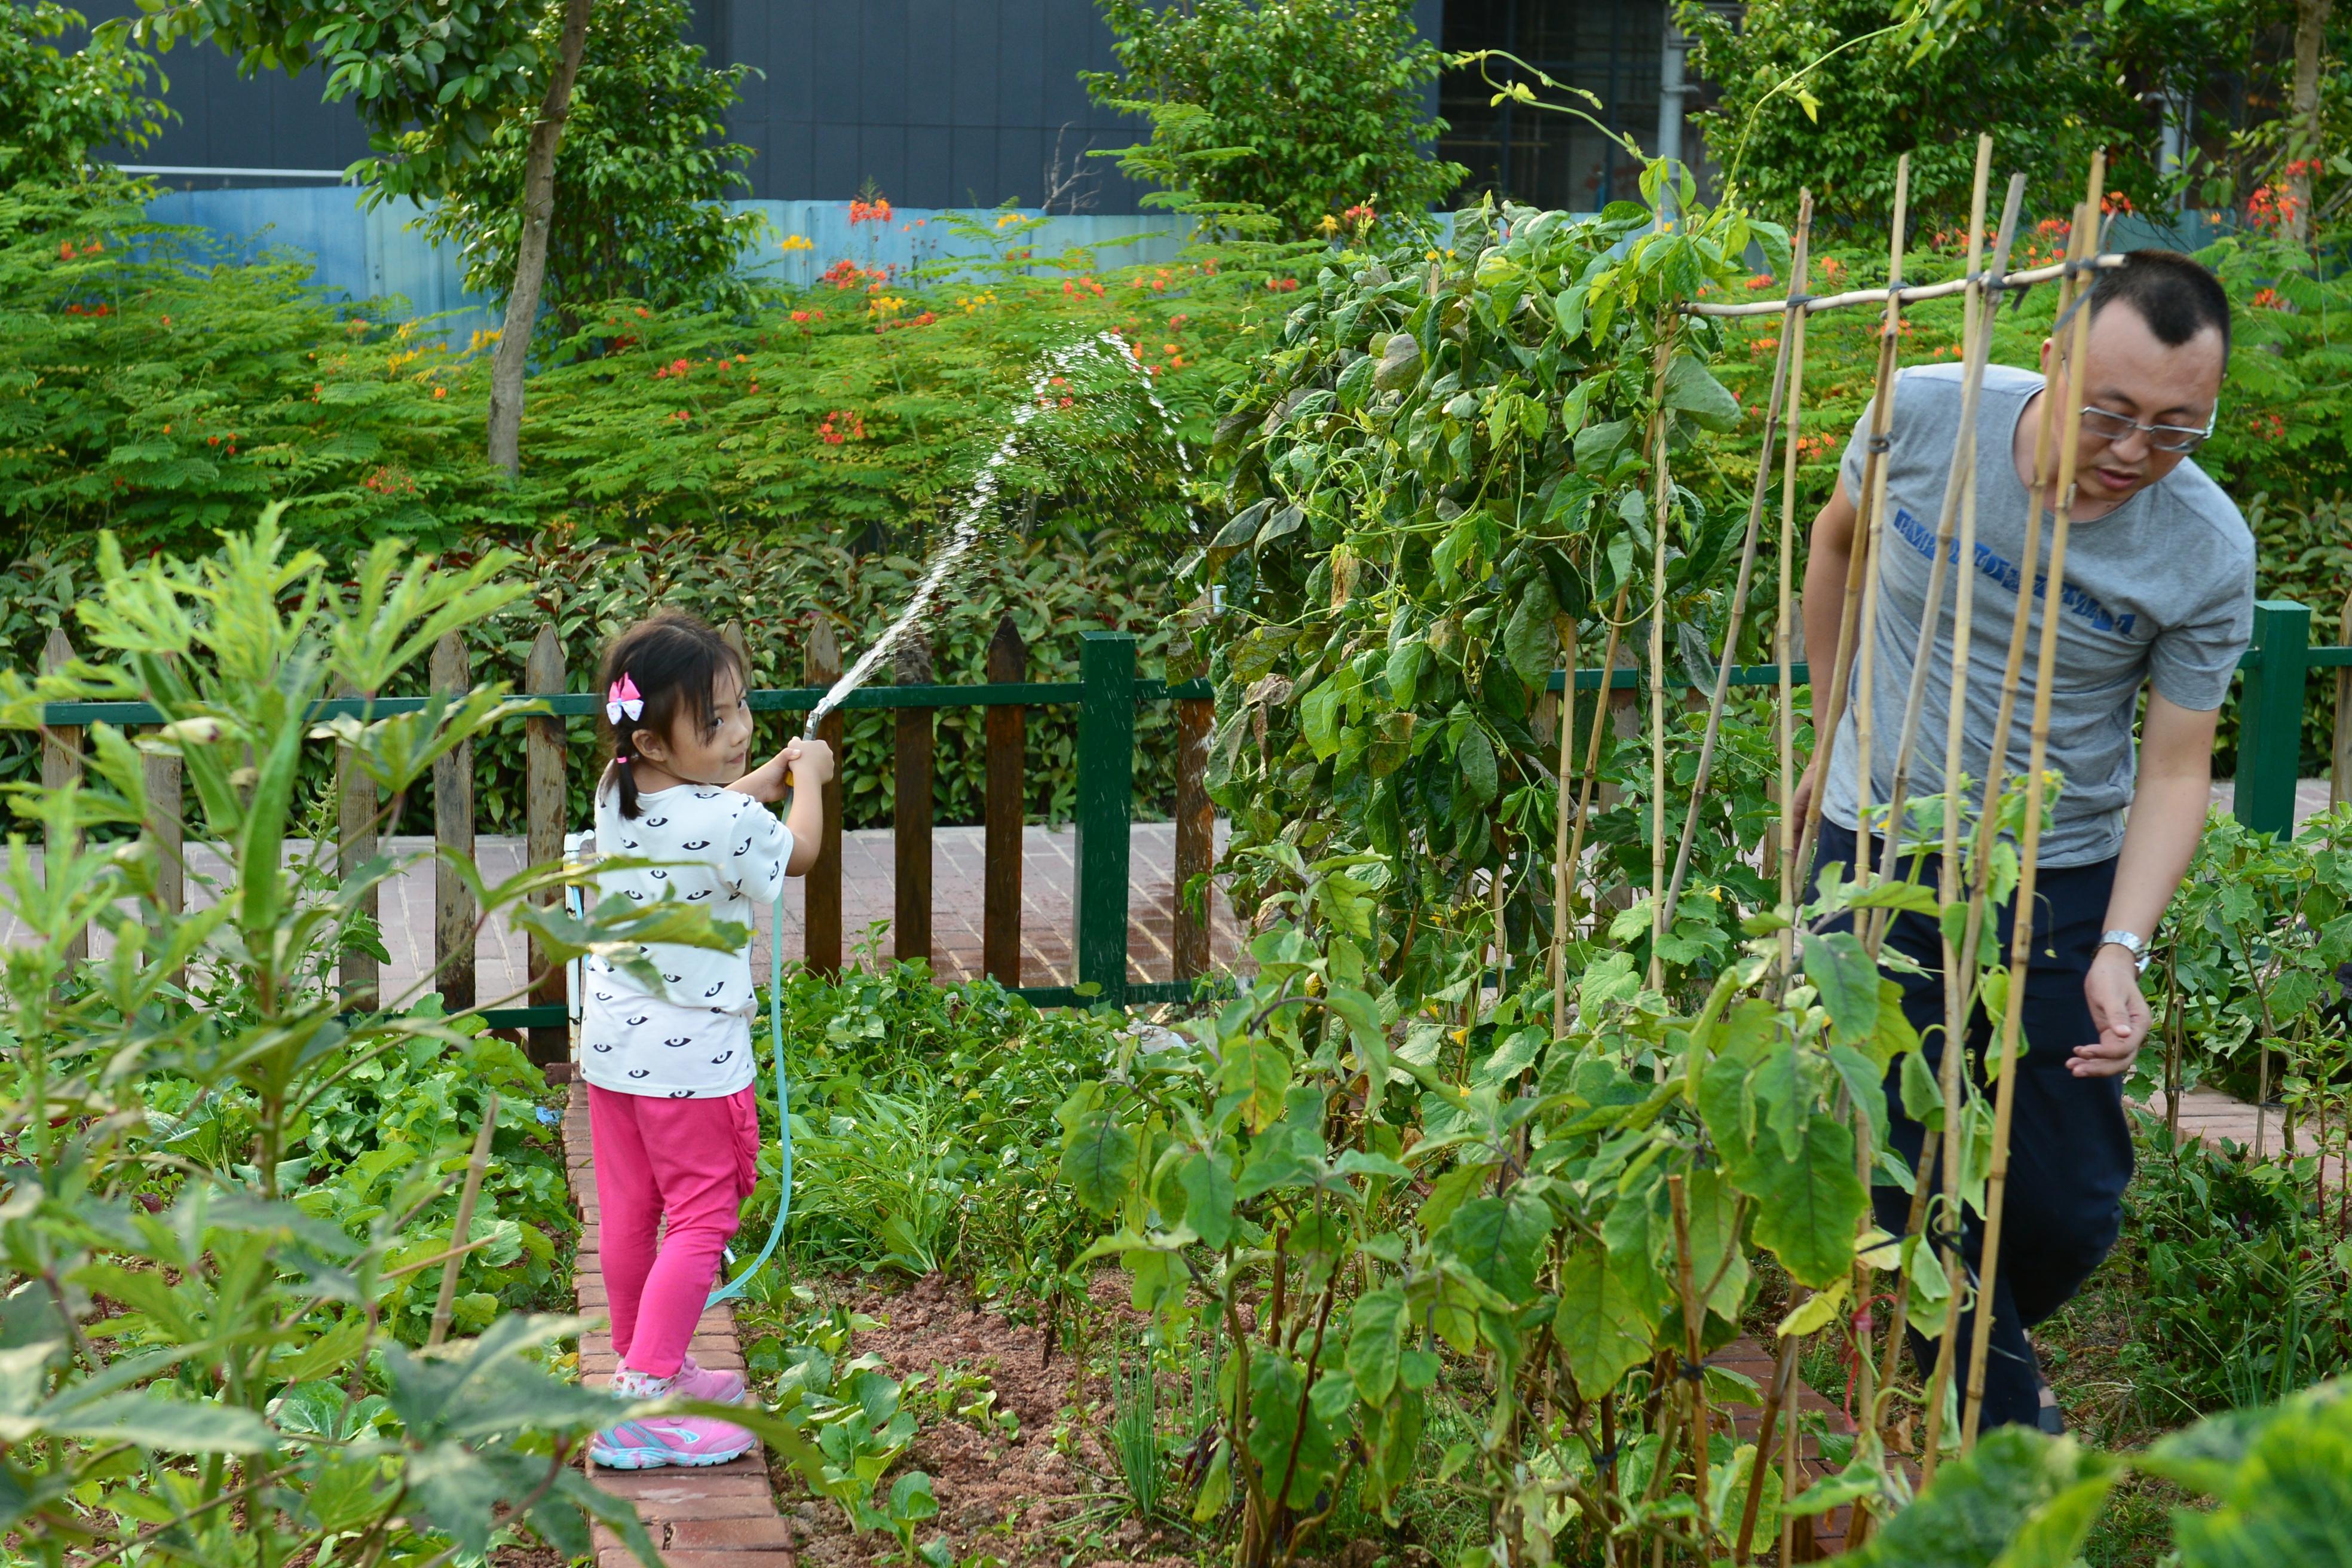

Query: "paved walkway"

xmin=0 ymin=822 xmax=1241 ymax=1007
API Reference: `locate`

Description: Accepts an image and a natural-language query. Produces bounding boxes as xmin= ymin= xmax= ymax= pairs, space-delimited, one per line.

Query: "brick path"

xmin=568 ymin=1095 xmax=800 ymax=1566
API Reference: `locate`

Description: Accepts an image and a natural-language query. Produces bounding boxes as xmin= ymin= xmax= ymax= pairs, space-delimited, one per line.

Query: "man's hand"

xmin=2074 ymin=944 xmax=2151 ymax=1077
xmin=1791 ymin=760 xmax=1820 ymax=825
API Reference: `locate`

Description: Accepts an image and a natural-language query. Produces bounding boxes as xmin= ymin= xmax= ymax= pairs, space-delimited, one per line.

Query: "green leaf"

xmin=1457 ymin=725 xmax=1499 ymax=806
xmin=1745 ymin=1112 xmax=1866 ymax=1289
xmin=2157 ymin=1386 xmax=2352 ymax=1568
xmin=1220 ymin=1037 xmax=1293 ymax=1132
xmin=1662 ymin=354 xmax=1742 ymax=431
xmin=1059 ymin=1107 xmax=1138 ymax=1216
xmin=1346 ymin=1285 xmax=1408 ymax=1402
xmin=1440 ymin=1191 xmax=1552 ymax=1302
xmin=1901 ymin=1049 xmax=1946 ymax=1131
xmin=1177 ymin=1150 xmax=1236 ymax=1251
xmin=1842 ymin=1428 xmax=2116 ymax=1568
xmin=1555 ymin=1239 xmax=1657 ymax=1400
xmin=1802 ymin=930 xmax=1882 ymax=1043
xmin=1502 ymin=575 xmax=1559 ymax=684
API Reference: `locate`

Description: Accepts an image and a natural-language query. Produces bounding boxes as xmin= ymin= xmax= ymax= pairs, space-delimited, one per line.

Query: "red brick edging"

xmin=565 ymin=1096 xmax=796 ymax=1567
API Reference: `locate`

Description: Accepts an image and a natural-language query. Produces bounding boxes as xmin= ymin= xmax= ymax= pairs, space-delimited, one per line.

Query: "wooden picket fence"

xmin=30 ymin=617 xmax=1216 ymax=1067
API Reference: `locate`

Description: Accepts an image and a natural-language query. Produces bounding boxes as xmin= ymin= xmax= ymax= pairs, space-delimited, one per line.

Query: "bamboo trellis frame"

xmin=1542 ymin=143 xmax=2138 ymax=1484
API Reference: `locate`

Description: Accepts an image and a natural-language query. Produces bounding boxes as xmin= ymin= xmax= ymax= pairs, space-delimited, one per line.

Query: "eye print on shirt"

xmin=688 ymin=889 xmax=712 ymax=901
xmin=664 ymin=1036 xmax=692 ymax=1048
xmin=705 ymin=982 xmax=725 ymax=997
xmin=626 ymin=889 xmax=644 ymax=901
xmin=591 ymin=1042 xmax=612 ymax=1052
xmin=594 ymin=990 xmax=612 ymax=1002
xmin=709 ymin=1051 xmax=733 ymax=1065
xmin=626 ymin=1014 xmax=649 ymax=1027
xmin=644 ymin=816 xmax=669 ymax=827
xmin=664 ymin=973 xmax=681 ymax=984
xmin=669 ymin=1089 xmax=696 ymax=1098
xmin=628 ymin=1068 xmax=651 ymax=1079
xmin=650 ymin=869 xmax=667 ymax=881
xmin=684 ymin=839 xmax=710 ymax=850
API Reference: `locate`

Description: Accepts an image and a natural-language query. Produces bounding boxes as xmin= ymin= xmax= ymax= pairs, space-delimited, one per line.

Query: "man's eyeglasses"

xmin=2079 ymin=403 xmax=2217 ymax=455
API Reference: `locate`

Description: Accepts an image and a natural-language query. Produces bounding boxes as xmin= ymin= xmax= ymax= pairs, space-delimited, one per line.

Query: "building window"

xmin=1440 ymin=0 xmax=1667 ymax=213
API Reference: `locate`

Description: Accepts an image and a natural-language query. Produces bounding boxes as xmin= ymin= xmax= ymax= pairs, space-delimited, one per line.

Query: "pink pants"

xmin=587 ymin=1085 xmax=760 ymax=1379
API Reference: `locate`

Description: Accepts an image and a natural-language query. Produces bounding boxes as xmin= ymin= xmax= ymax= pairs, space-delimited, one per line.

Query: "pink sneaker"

xmin=590 ymin=1412 xmax=758 ymax=1469
xmin=672 ymin=1354 xmax=748 ymax=1405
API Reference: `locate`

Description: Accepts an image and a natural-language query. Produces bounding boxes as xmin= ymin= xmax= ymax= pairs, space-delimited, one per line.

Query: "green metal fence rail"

xmin=24 ymin=599 xmax=2348 ymax=1030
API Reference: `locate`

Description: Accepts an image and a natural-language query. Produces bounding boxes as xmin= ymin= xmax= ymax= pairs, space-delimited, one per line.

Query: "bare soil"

xmin=773 ymin=1272 xmax=1203 ymax=1568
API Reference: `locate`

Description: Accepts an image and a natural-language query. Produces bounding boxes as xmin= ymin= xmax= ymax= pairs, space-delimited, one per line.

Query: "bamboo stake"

xmin=1919 ymin=160 xmax=2022 ymax=1462
xmin=1647 ymin=334 xmax=1677 ymax=990
xmin=1668 ymin=1175 xmax=1713 ymax=1543
xmin=1663 ymin=198 xmax=1814 ymax=930
xmin=1938 ymin=220 xmax=2078 ymax=1434
xmin=1734 ymin=1327 xmax=1800 ymax=1564
xmin=1552 ymin=621 xmax=1579 ymax=1038
xmin=1963 ymin=158 xmax=2107 ymax=1449
xmin=1846 ymin=155 xmax=1914 ymax=883
xmin=1868 ymin=155 xmax=2023 ymax=953
xmin=1778 ymin=1353 xmax=1800 ymax=1567
xmin=1871 ymin=150 xmax=1998 ymax=1428
xmin=1876 ymin=1128 xmax=1941 ymax=1411
xmin=1686 ymin=253 xmax=2127 ymax=318
xmin=1563 ymin=583 xmax=1634 ymax=937
xmin=428 ymin=1089 xmax=501 ymax=1349
xmin=1775 ymin=196 xmax=1814 ymax=982
xmin=1792 ymin=167 xmax=1911 ymax=889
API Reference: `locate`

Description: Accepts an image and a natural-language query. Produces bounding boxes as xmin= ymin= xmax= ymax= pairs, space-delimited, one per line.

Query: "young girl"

xmin=581 ymin=611 xmax=832 ymax=1470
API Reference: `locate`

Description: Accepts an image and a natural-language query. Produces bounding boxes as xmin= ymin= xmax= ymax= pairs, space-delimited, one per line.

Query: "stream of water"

xmin=800 ymin=330 xmax=1189 ymax=737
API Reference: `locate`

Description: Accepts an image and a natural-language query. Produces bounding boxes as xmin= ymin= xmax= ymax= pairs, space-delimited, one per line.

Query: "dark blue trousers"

xmin=1810 ymin=819 xmax=2133 ymax=1432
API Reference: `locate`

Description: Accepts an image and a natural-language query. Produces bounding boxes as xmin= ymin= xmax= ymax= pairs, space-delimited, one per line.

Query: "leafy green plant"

xmin=0 ymin=514 xmax=776 ymax=1563
xmin=2161 ymin=806 xmax=2352 ymax=1107
xmin=1111 ymin=1337 xmax=1165 ymax=1518
xmin=1682 ymin=0 xmax=2165 ymax=231
xmin=2124 ymin=1114 xmax=2352 ymax=1419
xmin=0 ymin=2 xmax=168 ymax=178
xmin=1083 ymin=0 xmax=1465 ymax=240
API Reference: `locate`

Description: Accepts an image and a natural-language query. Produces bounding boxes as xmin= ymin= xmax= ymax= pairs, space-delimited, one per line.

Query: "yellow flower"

xmin=1318 ymin=214 xmax=1340 ymax=236
xmin=996 ymin=212 xmax=1020 ymax=229
xmin=780 ymin=234 xmax=814 ymax=252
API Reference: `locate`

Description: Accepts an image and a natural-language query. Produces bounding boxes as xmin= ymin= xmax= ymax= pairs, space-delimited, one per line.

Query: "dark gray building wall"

xmin=81 ymin=0 xmax=1458 ymax=210
xmin=709 ymin=0 xmax=1151 ymax=210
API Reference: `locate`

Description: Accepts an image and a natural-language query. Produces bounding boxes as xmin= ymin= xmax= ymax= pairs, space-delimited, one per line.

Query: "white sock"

xmin=613 ymin=1365 xmax=676 ymax=1399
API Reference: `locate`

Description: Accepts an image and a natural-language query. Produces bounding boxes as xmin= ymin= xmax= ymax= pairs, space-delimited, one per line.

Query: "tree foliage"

xmin=1083 ymin=0 xmax=1465 ymax=240
xmin=0 ymin=1 xmax=167 ymax=177
xmin=1681 ymin=0 xmax=2157 ymax=230
xmin=127 ymin=0 xmax=545 ymax=201
xmin=414 ymin=0 xmax=766 ymax=330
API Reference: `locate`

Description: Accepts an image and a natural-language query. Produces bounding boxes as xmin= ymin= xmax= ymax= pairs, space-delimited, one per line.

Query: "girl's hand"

xmin=782 ymin=737 xmax=834 ymax=789
xmin=733 ymin=748 xmax=795 ymax=803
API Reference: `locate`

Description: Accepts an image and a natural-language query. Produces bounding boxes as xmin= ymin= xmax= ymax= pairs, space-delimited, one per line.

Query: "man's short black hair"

xmin=2087 ymin=249 xmax=2231 ymax=356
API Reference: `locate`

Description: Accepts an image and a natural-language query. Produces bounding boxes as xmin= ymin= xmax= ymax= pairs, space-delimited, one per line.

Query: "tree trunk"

xmin=2287 ymin=0 xmax=2330 ymax=249
xmin=485 ymin=0 xmax=594 ymax=477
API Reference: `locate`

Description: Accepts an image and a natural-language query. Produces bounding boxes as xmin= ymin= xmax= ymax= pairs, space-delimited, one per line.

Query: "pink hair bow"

xmin=606 ymin=674 xmax=644 ymax=725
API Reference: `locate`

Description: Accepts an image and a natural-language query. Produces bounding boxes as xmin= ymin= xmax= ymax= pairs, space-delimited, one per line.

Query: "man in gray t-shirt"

xmin=1794 ymin=250 xmax=2253 ymax=1432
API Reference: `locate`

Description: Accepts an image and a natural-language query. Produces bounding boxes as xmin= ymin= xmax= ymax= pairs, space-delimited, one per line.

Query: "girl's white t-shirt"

xmin=579 ymin=771 xmax=792 ymax=1099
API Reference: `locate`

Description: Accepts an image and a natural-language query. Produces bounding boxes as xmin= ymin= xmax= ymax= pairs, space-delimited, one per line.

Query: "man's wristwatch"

xmin=2099 ymin=929 xmax=2151 ymax=973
